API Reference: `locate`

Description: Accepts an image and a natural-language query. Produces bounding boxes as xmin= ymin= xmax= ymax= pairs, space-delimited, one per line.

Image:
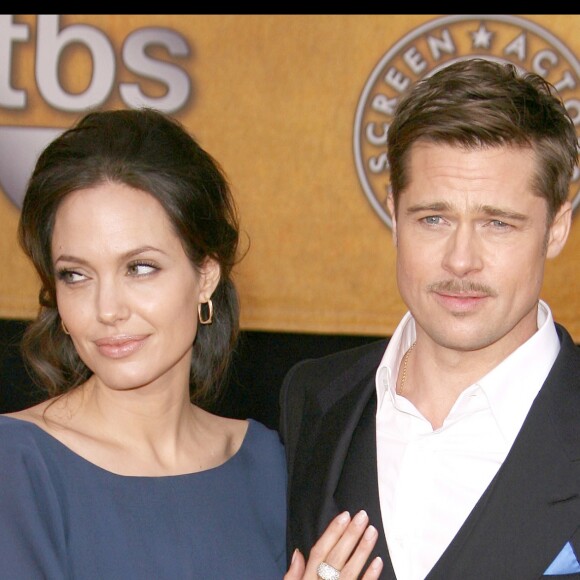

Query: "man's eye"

xmin=423 ymin=216 xmax=442 ymax=225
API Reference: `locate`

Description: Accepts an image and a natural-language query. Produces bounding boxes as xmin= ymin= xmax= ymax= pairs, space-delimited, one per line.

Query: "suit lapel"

xmin=290 ymin=359 xmax=374 ymax=539
xmin=334 ymin=391 xmax=396 ymax=578
xmin=289 ymin=343 xmax=394 ymax=571
xmin=427 ymin=327 xmax=580 ymax=579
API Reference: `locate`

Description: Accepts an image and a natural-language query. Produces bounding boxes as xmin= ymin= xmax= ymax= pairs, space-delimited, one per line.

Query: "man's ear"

xmin=546 ymin=201 xmax=572 ymax=259
xmin=386 ymin=188 xmax=398 ymax=246
xmin=199 ymin=257 xmax=221 ymax=301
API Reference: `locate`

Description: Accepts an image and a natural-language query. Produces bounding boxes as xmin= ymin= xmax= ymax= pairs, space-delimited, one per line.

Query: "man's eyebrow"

xmin=405 ymin=201 xmax=451 ymax=215
xmin=478 ymin=205 xmax=528 ymax=221
xmin=405 ymin=202 xmax=528 ymax=221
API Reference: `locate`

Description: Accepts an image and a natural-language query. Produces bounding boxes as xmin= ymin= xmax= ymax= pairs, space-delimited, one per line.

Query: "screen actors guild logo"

xmin=353 ymin=14 xmax=580 ymax=229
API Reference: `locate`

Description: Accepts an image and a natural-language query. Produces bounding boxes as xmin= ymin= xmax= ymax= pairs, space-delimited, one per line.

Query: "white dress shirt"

xmin=375 ymin=300 xmax=560 ymax=580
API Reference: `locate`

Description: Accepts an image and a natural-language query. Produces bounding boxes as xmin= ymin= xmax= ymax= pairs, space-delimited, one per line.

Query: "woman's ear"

xmin=546 ymin=201 xmax=572 ymax=259
xmin=199 ymin=258 xmax=221 ymax=301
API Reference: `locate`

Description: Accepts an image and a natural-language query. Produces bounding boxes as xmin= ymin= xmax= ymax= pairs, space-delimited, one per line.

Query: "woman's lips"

xmin=94 ymin=336 xmax=148 ymax=359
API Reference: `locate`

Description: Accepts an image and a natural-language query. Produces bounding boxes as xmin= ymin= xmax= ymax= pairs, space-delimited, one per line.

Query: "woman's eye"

xmin=127 ymin=262 xmax=158 ymax=276
xmin=56 ymin=269 xmax=87 ymax=284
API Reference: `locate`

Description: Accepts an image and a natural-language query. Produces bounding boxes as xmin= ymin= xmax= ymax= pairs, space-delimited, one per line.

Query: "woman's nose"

xmin=96 ymin=279 xmax=130 ymax=325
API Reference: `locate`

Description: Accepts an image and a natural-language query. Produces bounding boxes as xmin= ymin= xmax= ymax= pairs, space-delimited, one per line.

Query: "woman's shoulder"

xmin=202 ymin=410 xmax=284 ymax=459
xmin=0 ymin=399 xmax=83 ymax=460
xmin=0 ymin=405 xmax=65 ymax=446
xmin=243 ymin=419 xmax=285 ymax=468
xmin=246 ymin=418 xmax=283 ymax=447
xmin=1 ymin=401 xmax=60 ymax=443
xmin=192 ymin=411 xmax=285 ymax=486
xmin=3 ymin=396 xmax=58 ymax=422
xmin=0 ymin=414 xmax=60 ymax=477
xmin=196 ymin=408 xmax=281 ymax=454
xmin=0 ymin=412 xmax=43 ymax=438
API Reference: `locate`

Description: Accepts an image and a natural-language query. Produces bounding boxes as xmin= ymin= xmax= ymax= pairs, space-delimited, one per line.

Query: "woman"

xmin=0 ymin=108 xmax=382 ymax=579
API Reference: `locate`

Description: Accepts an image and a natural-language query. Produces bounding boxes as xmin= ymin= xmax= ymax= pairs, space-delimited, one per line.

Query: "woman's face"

xmin=51 ymin=182 xmax=219 ymax=393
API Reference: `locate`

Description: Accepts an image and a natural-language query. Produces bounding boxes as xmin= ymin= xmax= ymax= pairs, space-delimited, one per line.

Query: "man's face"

xmin=388 ymin=142 xmax=571 ymax=358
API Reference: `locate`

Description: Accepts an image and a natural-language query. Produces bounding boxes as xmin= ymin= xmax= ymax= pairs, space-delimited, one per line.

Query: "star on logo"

xmin=471 ymin=23 xmax=493 ymax=49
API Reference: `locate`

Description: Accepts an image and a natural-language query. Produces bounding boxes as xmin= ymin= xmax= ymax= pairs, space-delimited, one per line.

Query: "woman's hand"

xmin=284 ymin=510 xmax=383 ymax=579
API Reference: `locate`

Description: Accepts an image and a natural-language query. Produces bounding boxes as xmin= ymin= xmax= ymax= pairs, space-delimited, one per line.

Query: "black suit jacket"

xmin=279 ymin=323 xmax=580 ymax=579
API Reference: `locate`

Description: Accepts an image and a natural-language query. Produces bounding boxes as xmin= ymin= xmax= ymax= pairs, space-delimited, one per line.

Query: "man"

xmin=280 ymin=58 xmax=580 ymax=579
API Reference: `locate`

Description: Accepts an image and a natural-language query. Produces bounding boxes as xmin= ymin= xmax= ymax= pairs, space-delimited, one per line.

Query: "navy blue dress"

xmin=0 ymin=415 xmax=287 ymax=579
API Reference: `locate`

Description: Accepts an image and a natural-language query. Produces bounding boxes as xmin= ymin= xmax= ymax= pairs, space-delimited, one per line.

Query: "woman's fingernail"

xmin=337 ymin=511 xmax=350 ymax=524
xmin=354 ymin=510 xmax=368 ymax=524
xmin=291 ymin=548 xmax=300 ymax=564
xmin=371 ymin=556 xmax=383 ymax=570
xmin=364 ymin=525 xmax=377 ymax=540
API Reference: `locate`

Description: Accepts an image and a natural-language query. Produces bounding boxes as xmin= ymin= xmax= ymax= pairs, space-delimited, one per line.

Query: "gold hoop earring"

xmin=198 ymin=299 xmax=213 ymax=325
xmin=61 ymin=319 xmax=70 ymax=335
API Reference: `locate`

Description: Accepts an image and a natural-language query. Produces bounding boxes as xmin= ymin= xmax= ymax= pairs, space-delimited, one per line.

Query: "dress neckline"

xmin=0 ymin=414 xmax=254 ymax=480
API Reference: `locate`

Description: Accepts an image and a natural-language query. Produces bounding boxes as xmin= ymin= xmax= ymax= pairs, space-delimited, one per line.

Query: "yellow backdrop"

xmin=0 ymin=15 xmax=578 ymax=340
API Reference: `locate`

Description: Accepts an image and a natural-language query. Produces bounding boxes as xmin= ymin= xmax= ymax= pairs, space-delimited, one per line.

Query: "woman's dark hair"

xmin=18 ymin=108 xmax=241 ymax=407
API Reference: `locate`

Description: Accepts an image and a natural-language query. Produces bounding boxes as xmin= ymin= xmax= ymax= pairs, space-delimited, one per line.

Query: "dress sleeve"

xmin=0 ymin=427 xmax=68 ymax=579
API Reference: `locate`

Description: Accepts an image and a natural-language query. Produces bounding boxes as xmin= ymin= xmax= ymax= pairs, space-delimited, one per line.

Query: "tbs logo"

xmin=0 ymin=15 xmax=192 ymax=208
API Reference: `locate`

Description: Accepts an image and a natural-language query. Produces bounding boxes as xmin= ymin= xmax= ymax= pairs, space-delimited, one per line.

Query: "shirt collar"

xmin=375 ymin=300 xmax=560 ymax=439
xmin=376 ymin=311 xmax=416 ymax=409
xmin=476 ymin=300 xmax=559 ymax=444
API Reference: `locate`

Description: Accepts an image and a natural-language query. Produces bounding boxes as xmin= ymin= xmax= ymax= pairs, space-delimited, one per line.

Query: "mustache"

xmin=427 ymin=280 xmax=498 ymax=297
